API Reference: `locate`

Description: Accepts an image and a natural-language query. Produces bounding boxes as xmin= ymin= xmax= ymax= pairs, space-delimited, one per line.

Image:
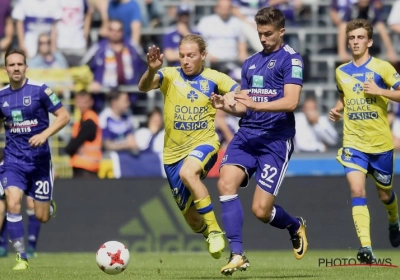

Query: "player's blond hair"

xmin=179 ymin=34 xmax=207 ymax=53
xmin=346 ymin=19 xmax=373 ymax=40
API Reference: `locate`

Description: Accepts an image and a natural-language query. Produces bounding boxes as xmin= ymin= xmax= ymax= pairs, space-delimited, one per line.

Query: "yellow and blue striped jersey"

xmin=157 ymin=66 xmax=238 ymax=164
xmin=336 ymin=56 xmax=400 ymax=153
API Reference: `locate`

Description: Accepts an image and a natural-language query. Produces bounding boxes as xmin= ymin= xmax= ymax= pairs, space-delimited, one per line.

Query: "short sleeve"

xmin=102 ymin=125 xmax=112 ymax=140
xmin=240 ymin=60 xmax=250 ymax=90
xmin=282 ymin=55 xmax=304 ymax=86
xmin=388 ymin=1 xmax=400 ymax=25
xmin=5 ymin=1 xmax=11 ymax=17
xmin=215 ymin=72 xmax=238 ymax=95
xmin=340 ymin=7 xmax=352 ymax=22
xmin=372 ymin=6 xmax=383 ymax=23
xmin=123 ymin=117 xmax=134 ymax=136
xmin=11 ymin=0 xmax=25 ymax=21
xmin=157 ymin=67 xmax=171 ymax=88
xmin=196 ymin=19 xmax=207 ymax=37
xmin=331 ymin=0 xmax=338 ymax=10
xmin=130 ymin=1 xmax=142 ymax=22
xmin=335 ymin=68 xmax=344 ymax=93
xmin=52 ymin=0 xmax=63 ymax=21
xmin=39 ymin=85 xmax=63 ymax=113
xmin=162 ymin=33 xmax=175 ymax=50
xmin=231 ymin=0 xmax=241 ymax=8
xmin=383 ymin=62 xmax=400 ymax=89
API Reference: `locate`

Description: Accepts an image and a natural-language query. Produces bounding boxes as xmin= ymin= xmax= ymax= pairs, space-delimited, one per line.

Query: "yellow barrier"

xmin=0 ymin=65 xmax=94 ymax=92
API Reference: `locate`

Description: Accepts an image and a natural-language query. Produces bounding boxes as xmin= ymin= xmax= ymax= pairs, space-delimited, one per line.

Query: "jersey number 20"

xmin=35 ymin=180 xmax=50 ymax=195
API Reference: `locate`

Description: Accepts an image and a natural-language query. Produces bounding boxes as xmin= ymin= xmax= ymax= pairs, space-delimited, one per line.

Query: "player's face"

xmin=116 ymin=93 xmax=130 ymax=114
xmin=75 ymin=95 xmax=93 ymax=113
xmin=4 ymin=53 xmax=27 ymax=84
xmin=38 ymin=35 xmax=51 ymax=55
xmin=149 ymin=110 xmax=163 ymax=129
xmin=257 ymin=24 xmax=284 ymax=53
xmin=108 ymin=22 xmax=123 ymax=43
xmin=347 ymin=28 xmax=372 ymax=57
xmin=179 ymin=43 xmax=206 ymax=76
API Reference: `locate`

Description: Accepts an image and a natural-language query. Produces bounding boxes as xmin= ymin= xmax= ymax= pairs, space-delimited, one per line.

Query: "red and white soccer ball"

xmin=96 ymin=241 xmax=130 ymax=275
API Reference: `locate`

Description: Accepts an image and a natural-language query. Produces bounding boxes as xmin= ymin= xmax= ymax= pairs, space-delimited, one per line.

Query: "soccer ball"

xmin=96 ymin=241 xmax=130 ymax=275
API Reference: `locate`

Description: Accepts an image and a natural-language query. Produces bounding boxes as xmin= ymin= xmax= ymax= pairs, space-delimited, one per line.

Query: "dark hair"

xmin=4 ymin=49 xmax=27 ymax=66
xmin=254 ymin=7 xmax=285 ymax=29
xmin=346 ymin=18 xmax=373 ymax=40
xmin=107 ymin=90 xmax=126 ymax=103
xmin=146 ymin=107 xmax=163 ymax=128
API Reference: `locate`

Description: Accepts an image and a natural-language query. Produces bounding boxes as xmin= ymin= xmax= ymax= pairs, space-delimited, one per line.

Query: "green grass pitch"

xmin=0 ymin=250 xmax=399 ymax=279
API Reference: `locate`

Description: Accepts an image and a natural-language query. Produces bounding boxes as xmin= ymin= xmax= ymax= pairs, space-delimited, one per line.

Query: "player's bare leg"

xmin=376 ymin=187 xmax=400 ymax=247
xmin=0 ymin=199 xmax=8 ymax=257
xmin=252 ymin=186 xmax=308 ymax=260
xmin=346 ymin=170 xmax=375 ymax=264
xmin=179 ymin=158 xmax=225 ymax=258
xmin=33 ymin=200 xmax=54 ymax=223
xmin=218 ymin=165 xmax=249 ymax=276
xmin=5 ymin=187 xmax=28 ymax=270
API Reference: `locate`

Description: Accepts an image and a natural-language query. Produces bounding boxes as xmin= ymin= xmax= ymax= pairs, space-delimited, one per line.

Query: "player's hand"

xmin=224 ymin=91 xmax=237 ymax=107
xmin=364 ymin=80 xmax=381 ymax=96
xmin=147 ymin=45 xmax=164 ymax=72
xmin=234 ymin=94 xmax=258 ymax=111
xmin=210 ymin=93 xmax=225 ymax=109
xmin=29 ymin=133 xmax=47 ymax=147
xmin=329 ymin=108 xmax=342 ymax=122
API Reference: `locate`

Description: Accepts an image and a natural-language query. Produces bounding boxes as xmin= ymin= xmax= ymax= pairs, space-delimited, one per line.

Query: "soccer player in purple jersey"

xmin=211 ymin=7 xmax=308 ymax=275
xmin=0 ymin=49 xmax=70 ymax=270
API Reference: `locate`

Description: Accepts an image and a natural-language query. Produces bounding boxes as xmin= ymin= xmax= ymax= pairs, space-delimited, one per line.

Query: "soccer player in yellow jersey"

xmin=330 ymin=18 xmax=400 ymax=264
xmin=138 ymin=34 xmax=240 ymax=259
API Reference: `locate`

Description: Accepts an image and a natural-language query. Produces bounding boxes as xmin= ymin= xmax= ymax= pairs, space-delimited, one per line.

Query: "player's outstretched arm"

xmin=138 ymin=45 xmax=163 ymax=92
xmin=29 ymin=107 xmax=70 ymax=147
xmin=211 ymin=90 xmax=246 ymax=117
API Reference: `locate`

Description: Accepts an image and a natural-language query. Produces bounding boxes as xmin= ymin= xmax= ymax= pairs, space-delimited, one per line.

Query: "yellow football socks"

xmin=383 ymin=192 xmax=399 ymax=225
xmin=195 ymin=195 xmax=222 ymax=233
xmin=352 ymin=205 xmax=371 ymax=247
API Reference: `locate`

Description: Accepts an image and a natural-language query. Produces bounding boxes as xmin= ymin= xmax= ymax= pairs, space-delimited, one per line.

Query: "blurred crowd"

xmin=0 ymin=0 xmax=400 ymax=178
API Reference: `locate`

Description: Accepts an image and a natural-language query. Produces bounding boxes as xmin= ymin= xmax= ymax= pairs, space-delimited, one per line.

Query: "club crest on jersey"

xmin=394 ymin=73 xmax=400 ymax=80
xmin=365 ymin=72 xmax=374 ymax=82
xmin=252 ymin=75 xmax=264 ymax=88
xmin=267 ymin=60 xmax=276 ymax=69
xmin=199 ymin=80 xmax=209 ymax=92
xmin=23 ymin=96 xmax=31 ymax=106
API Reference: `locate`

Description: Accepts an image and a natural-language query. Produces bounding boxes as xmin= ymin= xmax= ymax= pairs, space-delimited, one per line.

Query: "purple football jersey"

xmin=0 ymin=79 xmax=62 ymax=165
xmin=239 ymin=44 xmax=303 ymax=139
